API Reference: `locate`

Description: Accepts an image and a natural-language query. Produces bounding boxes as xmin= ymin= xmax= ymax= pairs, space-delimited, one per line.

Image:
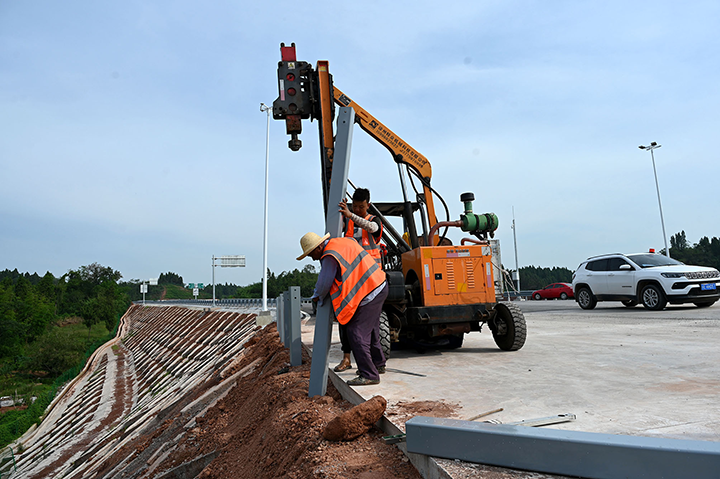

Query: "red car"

xmin=531 ymin=283 xmax=574 ymax=300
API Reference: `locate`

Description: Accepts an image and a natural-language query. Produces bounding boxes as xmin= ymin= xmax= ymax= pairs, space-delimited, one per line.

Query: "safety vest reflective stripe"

xmin=329 ymin=257 xmax=381 ymax=305
xmin=323 ymin=237 xmax=386 ymax=325
xmin=345 ymin=214 xmax=383 ymax=267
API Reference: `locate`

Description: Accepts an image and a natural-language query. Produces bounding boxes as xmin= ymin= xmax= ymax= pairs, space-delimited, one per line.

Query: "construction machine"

xmin=272 ymin=43 xmax=526 ymax=355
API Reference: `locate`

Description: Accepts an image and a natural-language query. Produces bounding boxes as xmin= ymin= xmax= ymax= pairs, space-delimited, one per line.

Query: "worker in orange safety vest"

xmin=334 ymin=187 xmax=384 ymax=373
xmin=340 ymin=187 xmax=384 ymax=268
xmin=298 ymin=232 xmax=388 ymax=385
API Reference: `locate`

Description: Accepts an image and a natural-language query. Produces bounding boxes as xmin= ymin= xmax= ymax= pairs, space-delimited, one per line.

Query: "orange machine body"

xmin=403 ymin=244 xmax=496 ymax=307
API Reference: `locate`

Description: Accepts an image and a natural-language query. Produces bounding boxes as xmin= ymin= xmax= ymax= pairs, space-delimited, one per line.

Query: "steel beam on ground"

xmin=308 ymin=106 xmax=354 ymax=397
xmin=405 ymin=416 xmax=720 ymax=479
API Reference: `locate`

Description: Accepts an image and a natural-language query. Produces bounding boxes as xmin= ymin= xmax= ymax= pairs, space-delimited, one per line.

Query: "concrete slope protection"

xmin=1 ymin=305 xmax=257 ymax=479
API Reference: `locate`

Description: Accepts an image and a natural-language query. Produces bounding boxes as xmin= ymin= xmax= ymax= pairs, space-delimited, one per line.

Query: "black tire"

xmin=560 ymin=292 xmax=568 ymax=300
xmin=577 ymin=287 xmax=597 ymax=310
xmin=622 ymin=300 xmax=638 ymax=308
xmin=446 ymin=334 xmax=464 ymax=349
xmin=379 ymin=311 xmax=391 ymax=359
xmin=533 ymin=293 xmax=542 ymax=300
xmin=640 ymin=284 xmax=667 ymax=311
xmin=694 ymin=300 xmax=717 ymax=308
xmin=492 ymin=302 xmax=526 ymax=351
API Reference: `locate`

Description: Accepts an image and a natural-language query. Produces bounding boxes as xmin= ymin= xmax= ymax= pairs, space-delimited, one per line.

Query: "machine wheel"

xmin=446 ymin=334 xmax=464 ymax=349
xmin=641 ymin=284 xmax=667 ymax=311
xmin=559 ymin=292 xmax=568 ymax=300
xmin=622 ymin=300 xmax=638 ymax=308
xmin=694 ymin=300 xmax=716 ymax=308
xmin=492 ymin=302 xmax=527 ymax=351
xmin=533 ymin=293 xmax=542 ymax=300
xmin=379 ymin=311 xmax=391 ymax=359
xmin=577 ymin=287 xmax=597 ymax=310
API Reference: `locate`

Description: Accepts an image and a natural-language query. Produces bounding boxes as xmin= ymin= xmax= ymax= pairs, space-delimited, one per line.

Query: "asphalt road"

xmin=305 ymin=299 xmax=720 ymax=442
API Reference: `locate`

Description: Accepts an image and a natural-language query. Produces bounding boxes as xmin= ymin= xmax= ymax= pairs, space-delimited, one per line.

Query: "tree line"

xmin=517 ymin=266 xmax=573 ymax=291
xmin=669 ymin=231 xmax=720 ymax=270
xmin=0 ymin=263 xmax=127 ymax=362
xmin=116 ymin=266 xmax=319 ymax=302
xmin=1 ymin=263 xmax=320 ymax=365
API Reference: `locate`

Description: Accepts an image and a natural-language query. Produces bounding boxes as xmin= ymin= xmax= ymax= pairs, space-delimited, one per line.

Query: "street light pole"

xmin=638 ymin=142 xmax=670 ymax=258
xmin=511 ymin=206 xmax=520 ymax=292
xmin=260 ymin=103 xmax=271 ymax=311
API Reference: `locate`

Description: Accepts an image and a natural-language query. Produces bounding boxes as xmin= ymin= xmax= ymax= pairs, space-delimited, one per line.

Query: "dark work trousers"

xmin=338 ymin=323 xmax=351 ymax=354
xmin=346 ymin=284 xmax=389 ymax=381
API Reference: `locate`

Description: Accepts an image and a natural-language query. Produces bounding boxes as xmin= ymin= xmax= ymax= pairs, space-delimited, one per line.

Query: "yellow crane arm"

xmin=330 ymin=86 xmax=438 ymax=229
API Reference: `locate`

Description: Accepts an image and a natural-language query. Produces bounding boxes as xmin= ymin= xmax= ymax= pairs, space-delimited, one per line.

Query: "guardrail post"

xmin=282 ymin=290 xmax=291 ymax=349
xmin=309 ymin=106 xmax=354 ymax=397
xmin=276 ymin=294 xmax=285 ymax=344
xmin=288 ymin=286 xmax=302 ymax=366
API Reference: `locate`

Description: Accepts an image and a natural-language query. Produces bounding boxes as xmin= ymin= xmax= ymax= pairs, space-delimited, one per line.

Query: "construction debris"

xmin=504 ymin=413 xmax=577 ymax=427
xmin=323 ymin=395 xmax=387 ymax=441
xmin=467 ymin=408 xmax=503 ymax=422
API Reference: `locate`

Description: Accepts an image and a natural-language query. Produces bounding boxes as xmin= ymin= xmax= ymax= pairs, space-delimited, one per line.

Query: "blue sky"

xmin=2 ymin=1 xmax=719 ymax=287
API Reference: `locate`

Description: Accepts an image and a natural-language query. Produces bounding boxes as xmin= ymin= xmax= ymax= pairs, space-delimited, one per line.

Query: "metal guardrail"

xmin=498 ymin=291 xmax=534 ymax=301
xmin=135 ymin=298 xmax=314 ymax=307
xmin=276 ymin=287 xmax=302 ymax=367
xmin=405 ymin=416 xmax=720 ymax=479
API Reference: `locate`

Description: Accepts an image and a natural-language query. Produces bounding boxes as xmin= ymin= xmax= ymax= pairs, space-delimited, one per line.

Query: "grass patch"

xmin=159 ymin=284 xmax=193 ymax=300
xmin=0 ymin=319 xmax=120 ymax=448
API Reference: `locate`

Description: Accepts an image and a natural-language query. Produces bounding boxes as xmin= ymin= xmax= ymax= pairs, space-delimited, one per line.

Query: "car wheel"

xmin=640 ymin=284 xmax=667 ymax=311
xmin=533 ymin=293 xmax=541 ymax=300
xmin=560 ymin=292 xmax=568 ymax=300
xmin=622 ymin=300 xmax=638 ymax=308
xmin=694 ymin=300 xmax=716 ymax=308
xmin=577 ymin=287 xmax=597 ymax=310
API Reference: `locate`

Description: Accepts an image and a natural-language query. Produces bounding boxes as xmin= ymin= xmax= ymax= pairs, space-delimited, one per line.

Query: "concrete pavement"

xmin=302 ymin=300 xmax=720 ymax=442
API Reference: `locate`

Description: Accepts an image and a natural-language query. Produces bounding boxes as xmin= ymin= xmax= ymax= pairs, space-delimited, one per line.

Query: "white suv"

xmin=572 ymin=252 xmax=719 ymax=310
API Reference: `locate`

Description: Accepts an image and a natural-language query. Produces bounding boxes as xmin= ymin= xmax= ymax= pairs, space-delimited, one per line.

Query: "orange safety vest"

xmin=345 ymin=214 xmax=383 ymax=267
xmin=322 ymin=237 xmax=387 ymax=325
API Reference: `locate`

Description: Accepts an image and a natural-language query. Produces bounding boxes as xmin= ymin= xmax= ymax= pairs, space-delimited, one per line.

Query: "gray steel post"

xmin=308 ymin=106 xmax=355 ymax=397
xmin=276 ymin=294 xmax=285 ymax=344
xmin=288 ymin=286 xmax=302 ymax=366
xmin=282 ymin=290 xmax=291 ymax=349
xmin=405 ymin=416 xmax=720 ymax=479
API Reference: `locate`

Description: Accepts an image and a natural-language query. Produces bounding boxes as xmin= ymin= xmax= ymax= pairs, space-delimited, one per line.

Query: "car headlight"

xmin=661 ymin=272 xmax=686 ymax=278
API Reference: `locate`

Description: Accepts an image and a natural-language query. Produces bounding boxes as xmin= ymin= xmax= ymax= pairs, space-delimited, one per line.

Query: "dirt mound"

xmin=100 ymin=323 xmax=421 ymax=479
